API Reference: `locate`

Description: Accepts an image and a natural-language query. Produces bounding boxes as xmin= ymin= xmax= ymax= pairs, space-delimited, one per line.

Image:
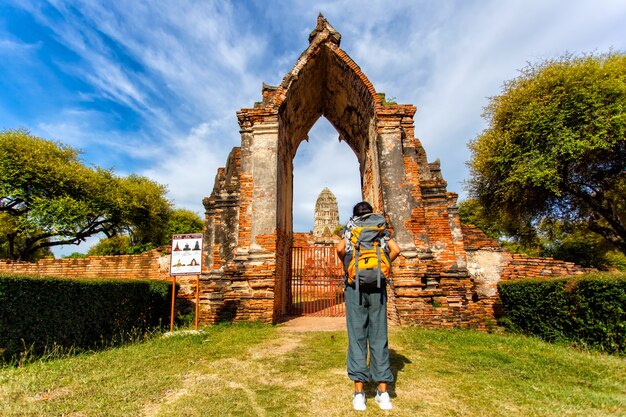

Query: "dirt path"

xmin=142 ymin=321 xmax=335 ymax=416
xmin=276 ymin=316 xmax=346 ymax=332
xmin=142 ymin=317 xmax=358 ymax=416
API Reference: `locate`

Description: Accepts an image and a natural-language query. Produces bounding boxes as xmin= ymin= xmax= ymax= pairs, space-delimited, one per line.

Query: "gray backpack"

xmin=343 ymin=213 xmax=391 ymax=292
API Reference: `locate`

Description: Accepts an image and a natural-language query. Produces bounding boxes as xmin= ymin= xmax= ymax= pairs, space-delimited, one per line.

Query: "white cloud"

xmin=0 ymin=38 xmax=39 ymax=54
xmin=34 ymin=110 xmax=163 ymax=170
xmin=293 ymin=118 xmax=361 ymax=231
xmin=140 ymin=120 xmax=234 ymax=214
xmin=5 ymin=0 xmax=626 ymax=239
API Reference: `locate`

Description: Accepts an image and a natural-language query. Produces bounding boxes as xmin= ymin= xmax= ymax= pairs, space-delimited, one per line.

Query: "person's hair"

xmin=353 ymin=201 xmax=373 ymax=217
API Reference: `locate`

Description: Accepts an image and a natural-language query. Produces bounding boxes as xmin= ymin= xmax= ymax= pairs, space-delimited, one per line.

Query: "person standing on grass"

xmin=336 ymin=201 xmax=400 ymax=411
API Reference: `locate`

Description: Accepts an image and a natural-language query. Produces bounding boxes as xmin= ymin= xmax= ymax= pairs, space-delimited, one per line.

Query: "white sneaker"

xmin=375 ymin=390 xmax=393 ymax=410
xmin=353 ymin=392 xmax=366 ymax=411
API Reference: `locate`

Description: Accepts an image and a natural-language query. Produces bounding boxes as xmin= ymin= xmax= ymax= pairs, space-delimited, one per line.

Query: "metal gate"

xmin=288 ymin=246 xmax=345 ymax=316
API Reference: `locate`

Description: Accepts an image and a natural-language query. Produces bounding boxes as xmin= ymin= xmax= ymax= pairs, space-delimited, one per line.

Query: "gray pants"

xmin=345 ymin=284 xmax=394 ymax=383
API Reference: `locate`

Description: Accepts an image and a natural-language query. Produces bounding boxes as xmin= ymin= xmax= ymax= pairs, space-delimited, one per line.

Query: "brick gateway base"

xmin=0 ymin=226 xmax=590 ymax=328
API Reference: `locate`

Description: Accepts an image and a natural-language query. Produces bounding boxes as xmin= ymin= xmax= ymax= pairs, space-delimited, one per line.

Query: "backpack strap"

xmin=354 ymin=245 xmax=360 ymax=294
xmin=353 ymin=230 xmax=370 ymax=294
xmin=376 ymin=244 xmax=382 ymax=289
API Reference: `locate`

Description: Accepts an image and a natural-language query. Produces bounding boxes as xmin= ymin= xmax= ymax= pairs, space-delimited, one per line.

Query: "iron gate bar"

xmin=288 ymin=245 xmax=345 ymax=317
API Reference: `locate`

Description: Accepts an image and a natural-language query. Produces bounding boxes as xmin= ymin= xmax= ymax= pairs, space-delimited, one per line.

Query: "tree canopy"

xmin=163 ymin=208 xmax=204 ymax=239
xmin=87 ymin=208 xmax=204 ymax=256
xmin=0 ymin=129 xmax=174 ymax=260
xmin=458 ymin=198 xmax=626 ymax=270
xmin=467 ymin=52 xmax=626 ymax=254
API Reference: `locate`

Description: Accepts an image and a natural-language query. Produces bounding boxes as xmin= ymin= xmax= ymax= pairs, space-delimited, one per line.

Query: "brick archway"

xmin=274 ymin=17 xmax=384 ymax=318
xmin=202 ymin=16 xmax=479 ymax=326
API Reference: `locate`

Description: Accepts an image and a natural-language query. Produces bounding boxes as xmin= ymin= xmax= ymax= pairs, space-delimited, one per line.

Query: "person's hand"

xmin=388 ymin=239 xmax=400 ymax=262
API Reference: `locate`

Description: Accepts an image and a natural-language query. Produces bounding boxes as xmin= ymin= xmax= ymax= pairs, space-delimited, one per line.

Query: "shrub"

xmin=498 ymin=272 xmax=626 ymax=354
xmin=0 ymin=274 xmax=173 ymax=362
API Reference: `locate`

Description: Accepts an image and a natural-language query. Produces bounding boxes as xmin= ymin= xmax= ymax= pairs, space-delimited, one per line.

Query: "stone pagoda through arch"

xmin=202 ymin=15 xmax=490 ymax=327
xmin=313 ymin=187 xmax=340 ymax=239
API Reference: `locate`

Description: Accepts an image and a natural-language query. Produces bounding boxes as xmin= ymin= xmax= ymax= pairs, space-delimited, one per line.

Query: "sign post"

xmin=170 ymin=276 xmax=176 ymax=331
xmin=169 ymin=233 xmax=203 ymax=331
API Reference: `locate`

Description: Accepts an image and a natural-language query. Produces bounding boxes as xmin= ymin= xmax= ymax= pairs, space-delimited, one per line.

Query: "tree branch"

xmin=588 ymin=219 xmax=626 ymax=254
xmin=0 ymin=197 xmax=29 ymax=215
xmin=21 ymin=218 xmax=118 ymax=258
xmin=561 ymin=183 xmax=626 ymax=245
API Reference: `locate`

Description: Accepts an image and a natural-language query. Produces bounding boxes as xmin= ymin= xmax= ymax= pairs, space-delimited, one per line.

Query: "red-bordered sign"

xmin=170 ymin=233 xmax=203 ymax=276
xmin=169 ymin=233 xmax=203 ymax=331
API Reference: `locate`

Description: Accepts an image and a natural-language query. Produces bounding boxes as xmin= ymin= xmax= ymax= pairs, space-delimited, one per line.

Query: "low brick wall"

xmin=467 ymin=250 xmax=592 ymax=301
xmin=463 ymin=224 xmax=594 ymax=323
xmin=0 ymin=250 xmax=170 ymax=280
xmin=0 ymin=250 xmax=210 ymax=329
xmin=501 ymin=253 xmax=592 ymax=280
xmin=462 ymin=224 xmax=591 ymax=283
xmin=461 ymin=225 xmax=501 ymax=251
xmin=0 ymin=226 xmax=595 ymax=329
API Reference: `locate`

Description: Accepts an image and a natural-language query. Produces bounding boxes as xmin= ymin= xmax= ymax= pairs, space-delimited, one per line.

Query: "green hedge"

xmin=0 ymin=274 xmax=173 ymax=361
xmin=498 ymin=273 xmax=626 ymax=354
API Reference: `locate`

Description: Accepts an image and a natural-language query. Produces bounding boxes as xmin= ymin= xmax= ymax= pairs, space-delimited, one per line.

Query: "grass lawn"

xmin=0 ymin=323 xmax=624 ymax=416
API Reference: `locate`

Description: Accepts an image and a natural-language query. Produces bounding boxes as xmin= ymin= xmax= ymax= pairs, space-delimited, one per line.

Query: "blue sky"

xmin=1 ymin=1 xmax=626 ymax=255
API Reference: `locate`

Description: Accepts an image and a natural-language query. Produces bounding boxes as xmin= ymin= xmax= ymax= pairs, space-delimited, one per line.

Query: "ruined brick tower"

xmin=201 ymin=15 xmax=492 ymax=327
xmin=313 ymin=187 xmax=340 ymax=238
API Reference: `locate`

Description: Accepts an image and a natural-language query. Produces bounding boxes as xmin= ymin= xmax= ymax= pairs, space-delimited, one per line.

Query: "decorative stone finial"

xmin=308 ymin=13 xmax=341 ymax=45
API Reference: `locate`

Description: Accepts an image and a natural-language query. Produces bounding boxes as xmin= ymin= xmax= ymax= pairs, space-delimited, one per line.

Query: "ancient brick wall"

xmin=203 ymin=147 xmax=242 ymax=271
xmin=461 ymin=224 xmax=501 ymax=251
xmin=0 ymin=250 xmax=170 ymax=280
xmin=292 ymin=232 xmax=312 ymax=247
xmin=463 ymin=224 xmax=593 ymax=321
xmin=463 ymin=224 xmax=591 ymax=284
xmin=500 ymin=253 xmax=592 ymax=280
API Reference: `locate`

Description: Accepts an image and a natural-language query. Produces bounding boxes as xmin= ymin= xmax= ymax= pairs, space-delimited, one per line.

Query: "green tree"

xmin=0 ymin=213 xmax=52 ymax=261
xmin=0 ymin=129 xmax=173 ymax=260
xmin=118 ymin=174 xmax=173 ymax=246
xmin=88 ymin=235 xmax=132 ymax=256
xmin=87 ymin=209 xmax=204 ymax=256
xmin=467 ymin=52 xmax=626 ymax=255
xmin=459 ymin=198 xmax=626 ymax=270
xmin=540 ymin=220 xmax=626 ymax=270
xmin=163 ymin=208 xmax=204 ymax=241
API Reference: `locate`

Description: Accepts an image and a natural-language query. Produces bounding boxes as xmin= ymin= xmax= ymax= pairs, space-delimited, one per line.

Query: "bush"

xmin=0 ymin=274 xmax=173 ymax=362
xmin=498 ymin=273 xmax=626 ymax=354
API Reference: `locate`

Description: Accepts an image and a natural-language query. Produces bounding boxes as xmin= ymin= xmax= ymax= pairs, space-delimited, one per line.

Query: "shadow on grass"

xmin=363 ymin=348 xmax=411 ymax=399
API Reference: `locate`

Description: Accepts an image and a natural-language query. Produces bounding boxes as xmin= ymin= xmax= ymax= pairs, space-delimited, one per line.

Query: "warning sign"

xmin=170 ymin=233 xmax=203 ymax=276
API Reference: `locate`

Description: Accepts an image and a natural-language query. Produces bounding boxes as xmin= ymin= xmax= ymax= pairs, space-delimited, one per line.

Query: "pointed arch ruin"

xmin=202 ymin=15 xmax=490 ymax=327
